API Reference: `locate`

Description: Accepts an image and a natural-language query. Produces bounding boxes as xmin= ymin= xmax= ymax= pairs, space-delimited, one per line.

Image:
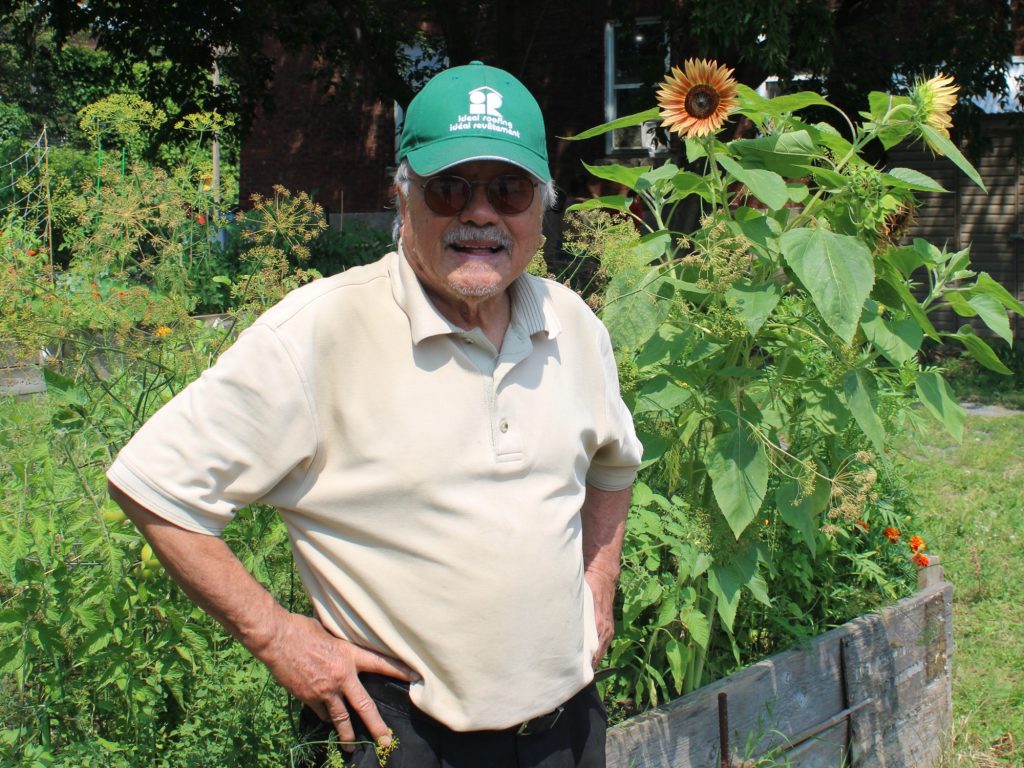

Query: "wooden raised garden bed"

xmin=607 ymin=563 xmax=952 ymax=768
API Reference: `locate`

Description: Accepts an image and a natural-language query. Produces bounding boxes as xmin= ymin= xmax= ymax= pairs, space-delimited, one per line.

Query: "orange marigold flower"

xmin=854 ymin=518 xmax=870 ymax=532
xmin=657 ymin=59 xmax=738 ymax=138
xmin=154 ymin=325 xmax=172 ymax=337
xmin=884 ymin=527 xmax=901 ymax=543
xmin=912 ymin=552 xmax=930 ymax=568
xmin=909 ymin=535 xmax=925 ymax=553
xmin=27 ymin=248 xmax=37 ymax=256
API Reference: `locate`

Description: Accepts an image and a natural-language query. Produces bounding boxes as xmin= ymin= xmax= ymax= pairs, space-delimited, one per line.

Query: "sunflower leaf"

xmin=563 ymin=108 xmax=661 ymax=141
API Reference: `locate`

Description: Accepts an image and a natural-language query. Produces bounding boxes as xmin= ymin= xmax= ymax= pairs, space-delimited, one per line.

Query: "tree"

xmin=2 ymin=0 xmax=1018 ymax=144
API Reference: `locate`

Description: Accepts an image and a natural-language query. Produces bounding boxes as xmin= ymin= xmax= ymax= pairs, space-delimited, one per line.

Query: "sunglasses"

xmin=418 ymin=174 xmax=538 ymax=216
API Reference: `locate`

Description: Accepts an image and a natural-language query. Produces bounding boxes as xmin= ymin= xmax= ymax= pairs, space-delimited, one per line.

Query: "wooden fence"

xmin=607 ymin=564 xmax=952 ymax=767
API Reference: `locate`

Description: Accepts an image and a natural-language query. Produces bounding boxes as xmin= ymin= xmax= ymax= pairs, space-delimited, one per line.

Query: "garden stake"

xmin=718 ymin=691 xmax=730 ymax=768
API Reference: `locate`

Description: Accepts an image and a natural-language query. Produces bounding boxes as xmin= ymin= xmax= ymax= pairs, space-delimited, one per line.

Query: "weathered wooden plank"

xmin=843 ymin=584 xmax=953 ymax=768
xmin=606 ymin=580 xmax=953 ymax=768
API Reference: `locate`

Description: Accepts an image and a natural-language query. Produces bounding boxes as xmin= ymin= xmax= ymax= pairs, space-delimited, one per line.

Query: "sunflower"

xmin=657 ymin=59 xmax=738 ymax=138
xmin=911 ymin=73 xmax=958 ymax=151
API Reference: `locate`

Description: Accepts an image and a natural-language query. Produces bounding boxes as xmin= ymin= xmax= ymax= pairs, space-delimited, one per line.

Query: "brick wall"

xmin=239 ymin=39 xmax=397 ymax=214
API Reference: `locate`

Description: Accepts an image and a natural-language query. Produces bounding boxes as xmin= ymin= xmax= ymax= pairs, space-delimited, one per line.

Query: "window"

xmin=604 ymin=19 xmax=669 ymax=153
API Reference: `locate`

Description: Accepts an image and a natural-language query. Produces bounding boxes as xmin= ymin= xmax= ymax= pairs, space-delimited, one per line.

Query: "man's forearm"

xmin=581 ymin=483 xmax=631 ymax=581
xmin=107 ymin=482 xmax=286 ymax=655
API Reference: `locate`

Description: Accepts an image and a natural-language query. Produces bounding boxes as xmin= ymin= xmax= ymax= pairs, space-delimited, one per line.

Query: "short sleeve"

xmin=106 ymin=323 xmax=319 ymax=535
xmin=585 ymin=323 xmax=643 ymax=491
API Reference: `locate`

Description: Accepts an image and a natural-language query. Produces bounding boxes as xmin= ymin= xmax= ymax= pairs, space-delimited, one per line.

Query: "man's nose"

xmin=459 ymin=181 xmax=499 ymax=226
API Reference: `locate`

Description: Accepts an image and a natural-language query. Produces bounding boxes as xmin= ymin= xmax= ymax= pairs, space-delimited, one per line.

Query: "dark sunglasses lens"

xmin=423 ymin=177 xmax=469 ymax=215
xmin=489 ymin=176 xmax=535 ymax=214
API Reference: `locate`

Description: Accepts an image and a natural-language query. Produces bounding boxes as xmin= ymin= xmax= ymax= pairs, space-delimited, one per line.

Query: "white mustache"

xmin=443 ymin=226 xmax=513 ymax=250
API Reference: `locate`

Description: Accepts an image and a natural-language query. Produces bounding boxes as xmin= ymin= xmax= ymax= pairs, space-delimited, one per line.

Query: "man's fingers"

xmin=341 ymin=680 xmax=393 ymax=746
xmin=351 ymin=645 xmax=419 ymax=682
xmin=324 ymin=698 xmax=357 ymax=748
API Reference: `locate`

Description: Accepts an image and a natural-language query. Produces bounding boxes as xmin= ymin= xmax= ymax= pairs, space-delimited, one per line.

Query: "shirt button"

xmin=499 ymin=419 xmax=509 ymax=433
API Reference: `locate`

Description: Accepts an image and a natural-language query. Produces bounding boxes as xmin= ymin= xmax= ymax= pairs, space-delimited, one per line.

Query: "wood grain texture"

xmin=606 ymin=575 xmax=953 ymax=768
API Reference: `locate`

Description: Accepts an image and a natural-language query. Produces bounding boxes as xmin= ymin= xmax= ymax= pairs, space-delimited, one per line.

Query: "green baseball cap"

xmin=398 ymin=61 xmax=551 ymax=182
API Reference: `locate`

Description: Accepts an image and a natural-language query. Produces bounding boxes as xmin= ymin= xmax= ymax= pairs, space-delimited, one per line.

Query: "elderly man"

xmin=107 ymin=61 xmax=641 ymax=767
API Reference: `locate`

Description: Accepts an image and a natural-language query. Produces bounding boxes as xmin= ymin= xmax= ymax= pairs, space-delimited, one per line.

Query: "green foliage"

xmin=0 ymin=96 xmax=341 ymax=762
xmin=577 ymin=74 xmax=1021 ymax=717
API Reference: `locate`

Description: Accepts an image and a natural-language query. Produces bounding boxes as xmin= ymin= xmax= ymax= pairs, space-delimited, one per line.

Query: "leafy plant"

xmin=571 ymin=65 xmax=1022 ymax=715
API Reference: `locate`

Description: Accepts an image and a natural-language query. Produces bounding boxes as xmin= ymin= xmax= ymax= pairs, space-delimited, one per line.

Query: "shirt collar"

xmin=390 ymin=244 xmax=562 ymax=345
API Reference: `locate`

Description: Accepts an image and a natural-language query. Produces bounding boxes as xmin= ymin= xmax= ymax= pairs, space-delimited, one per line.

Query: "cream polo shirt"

xmin=107 ymin=249 xmax=642 ymax=731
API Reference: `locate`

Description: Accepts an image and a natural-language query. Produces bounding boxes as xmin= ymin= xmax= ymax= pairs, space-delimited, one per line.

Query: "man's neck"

xmin=426 ymin=287 xmax=512 ymax=352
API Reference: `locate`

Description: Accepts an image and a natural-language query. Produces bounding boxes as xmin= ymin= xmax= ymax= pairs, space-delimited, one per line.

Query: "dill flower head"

xmin=911 ymin=73 xmax=958 ymax=151
xmin=657 ymin=59 xmax=738 ymax=138
xmin=154 ymin=325 xmax=172 ymax=337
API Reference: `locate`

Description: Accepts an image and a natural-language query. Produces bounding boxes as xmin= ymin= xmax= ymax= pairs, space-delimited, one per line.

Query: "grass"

xmin=897 ymin=412 xmax=1024 ymax=766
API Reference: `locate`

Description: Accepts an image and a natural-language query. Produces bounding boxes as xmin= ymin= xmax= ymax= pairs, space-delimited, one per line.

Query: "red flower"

xmin=884 ymin=527 xmax=901 ymax=543
xmin=91 ymin=292 xmax=101 ymax=299
xmin=197 ymin=214 xmax=207 ymax=225
xmin=912 ymin=552 xmax=930 ymax=568
xmin=117 ymin=290 xmax=126 ymax=299
xmin=909 ymin=535 xmax=926 ymax=553
xmin=27 ymin=249 xmax=37 ymax=256
xmin=854 ymin=518 xmax=870 ymax=532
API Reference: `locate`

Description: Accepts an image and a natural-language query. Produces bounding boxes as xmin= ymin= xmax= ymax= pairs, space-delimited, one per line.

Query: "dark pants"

xmin=294 ymin=675 xmax=607 ymax=768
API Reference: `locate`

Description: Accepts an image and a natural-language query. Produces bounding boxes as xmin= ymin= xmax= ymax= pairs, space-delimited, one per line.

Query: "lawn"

xmin=898 ymin=412 xmax=1024 ymax=766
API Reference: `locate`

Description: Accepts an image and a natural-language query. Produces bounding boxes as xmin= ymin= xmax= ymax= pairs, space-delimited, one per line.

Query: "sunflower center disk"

xmin=685 ymin=86 xmax=719 ymax=119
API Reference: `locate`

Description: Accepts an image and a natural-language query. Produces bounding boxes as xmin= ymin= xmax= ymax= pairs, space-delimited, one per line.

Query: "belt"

xmin=359 ymin=674 xmax=566 ymax=737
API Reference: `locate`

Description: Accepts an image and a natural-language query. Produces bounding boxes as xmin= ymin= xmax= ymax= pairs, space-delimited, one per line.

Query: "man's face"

xmin=399 ymin=160 xmax=544 ymax=312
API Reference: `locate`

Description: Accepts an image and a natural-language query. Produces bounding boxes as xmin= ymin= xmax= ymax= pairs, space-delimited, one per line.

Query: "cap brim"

xmin=405 ymin=136 xmax=551 ymax=182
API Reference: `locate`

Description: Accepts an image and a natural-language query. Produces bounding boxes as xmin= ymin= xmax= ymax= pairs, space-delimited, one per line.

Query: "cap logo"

xmin=450 ymin=86 xmax=521 ymax=139
xmin=469 ymin=86 xmax=503 ymax=117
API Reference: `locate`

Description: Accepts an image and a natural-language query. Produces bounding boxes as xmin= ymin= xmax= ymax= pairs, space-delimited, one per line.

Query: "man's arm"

xmin=108 ymin=482 xmax=415 ymax=749
xmin=580 ymin=483 xmax=632 ymax=667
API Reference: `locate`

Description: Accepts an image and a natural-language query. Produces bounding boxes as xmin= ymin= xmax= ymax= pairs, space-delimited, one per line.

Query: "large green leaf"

xmin=919 ymin=125 xmax=986 ymax=191
xmin=726 ymin=280 xmax=783 ymax=336
xmin=947 ymin=326 xmax=1012 ymax=374
xmin=717 ymin=155 xmax=790 ymax=210
xmin=973 ymin=272 xmax=1024 ymax=315
xmin=707 ymin=538 xmax=759 ymax=630
xmin=565 ymin=195 xmax=633 ymax=214
xmin=633 ymin=375 xmax=693 ymax=416
xmin=883 ymin=273 xmax=940 ymax=340
xmin=566 ymin=108 xmax=661 ymax=141
xmin=842 ymin=368 xmax=885 ymax=452
xmin=601 ymin=266 xmax=673 ymax=351
xmin=967 ymin=293 xmax=1012 ymax=344
xmin=780 ymin=228 xmax=875 ymax=342
xmin=705 ymin=424 xmax=769 ymax=539
xmin=671 ymin=171 xmax=714 ymax=203
xmin=883 ymin=167 xmax=947 ymax=193
xmin=679 ymin=606 xmax=710 ymax=650
xmin=776 ymin=475 xmax=830 ymax=557
xmin=802 ymin=382 xmax=850 ymax=435
xmin=860 ymin=300 xmax=923 ymax=365
xmin=915 ymin=371 xmax=966 ymax=443
xmin=731 ymin=130 xmax=816 ymax=177
xmin=630 ymin=229 xmax=673 ymax=264
xmin=581 ymin=161 xmax=650 ymax=190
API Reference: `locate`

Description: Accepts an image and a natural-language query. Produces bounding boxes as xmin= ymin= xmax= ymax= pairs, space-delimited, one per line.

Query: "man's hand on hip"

xmin=256 ymin=613 xmax=417 ymax=749
xmin=108 ymin=482 xmax=417 ymax=751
